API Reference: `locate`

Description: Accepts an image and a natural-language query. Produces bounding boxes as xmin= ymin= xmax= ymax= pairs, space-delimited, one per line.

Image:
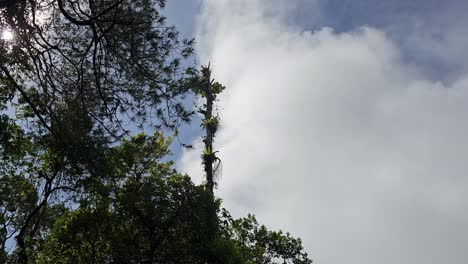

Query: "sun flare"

xmin=1 ymin=30 xmax=14 ymax=41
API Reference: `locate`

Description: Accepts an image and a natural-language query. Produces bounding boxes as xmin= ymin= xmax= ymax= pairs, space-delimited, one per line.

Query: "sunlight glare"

xmin=2 ymin=30 xmax=14 ymax=41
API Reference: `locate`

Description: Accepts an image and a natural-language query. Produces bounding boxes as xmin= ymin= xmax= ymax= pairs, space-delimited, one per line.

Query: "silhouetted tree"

xmin=190 ymin=65 xmax=225 ymax=193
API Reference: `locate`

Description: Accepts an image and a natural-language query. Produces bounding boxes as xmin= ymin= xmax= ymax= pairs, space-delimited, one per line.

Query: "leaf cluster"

xmin=221 ymin=211 xmax=312 ymax=264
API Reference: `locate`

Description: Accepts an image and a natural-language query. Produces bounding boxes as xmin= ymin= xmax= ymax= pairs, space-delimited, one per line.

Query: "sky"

xmin=167 ymin=1 xmax=468 ymax=263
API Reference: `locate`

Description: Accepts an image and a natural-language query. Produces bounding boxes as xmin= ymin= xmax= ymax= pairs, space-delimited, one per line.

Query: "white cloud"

xmin=180 ymin=1 xmax=468 ymax=263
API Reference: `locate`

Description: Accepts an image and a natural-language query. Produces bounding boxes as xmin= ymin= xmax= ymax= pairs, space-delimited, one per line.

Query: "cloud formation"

xmin=180 ymin=1 xmax=468 ymax=263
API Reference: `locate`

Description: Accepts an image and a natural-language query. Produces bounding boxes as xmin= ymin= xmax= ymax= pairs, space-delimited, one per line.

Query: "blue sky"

xmin=313 ymin=0 xmax=468 ymax=81
xmin=166 ymin=0 xmax=468 ymax=81
xmin=167 ymin=1 xmax=468 ymax=264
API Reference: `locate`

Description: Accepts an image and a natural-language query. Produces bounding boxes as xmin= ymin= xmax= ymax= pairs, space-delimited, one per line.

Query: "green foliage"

xmin=0 ymin=133 xmax=312 ymax=264
xmin=1 ymin=1 xmax=197 ymax=258
xmin=221 ymin=211 xmax=312 ymax=264
xmin=0 ymin=1 xmax=196 ymax=258
xmin=0 ymin=114 xmax=31 ymax=161
xmin=188 ymin=66 xmax=226 ymax=98
xmin=0 ymin=175 xmax=38 ymax=243
xmin=201 ymin=117 xmax=221 ymax=131
xmin=37 ymin=206 xmax=116 ymax=264
xmin=33 ymin=133 xmax=242 ymax=263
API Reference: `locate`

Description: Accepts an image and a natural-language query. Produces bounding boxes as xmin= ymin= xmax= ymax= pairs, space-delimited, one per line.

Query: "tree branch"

xmin=0 ymin=66 xmax=53 ymax=134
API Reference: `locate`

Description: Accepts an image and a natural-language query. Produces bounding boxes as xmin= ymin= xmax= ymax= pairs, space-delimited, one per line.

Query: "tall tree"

xmin=189 ymin=66 xmax=313 ymax=263
xmin=190 ymin=65 xmax=225 ymax=193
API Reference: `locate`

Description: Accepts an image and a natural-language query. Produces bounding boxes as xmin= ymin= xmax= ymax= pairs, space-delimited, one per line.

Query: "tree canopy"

xmin=0 ymin=1 xmax=313 ymax=263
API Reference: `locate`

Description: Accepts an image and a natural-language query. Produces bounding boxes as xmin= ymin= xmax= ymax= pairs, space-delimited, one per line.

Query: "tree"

xmin=189 ymin=66 xmax=312 ymax=263
xmin=220 ymin=211 xmax=312 ymax=264
xmin=189 ymin=64 xmax=225 ymax=193
xmin=1 ymin=122 xmax=312 ymax=263
xmin=1 ymin=0 xmax=194 ymax=136
xmin=0 ymin=103 xmax=114 ymax=263
xmin=33 ymin=132 xmax=311 ymax=264
xmin=1 ymin=1 xmax=195 ymax=261
xmin=35 ymin=133 xmax=242 ymax=264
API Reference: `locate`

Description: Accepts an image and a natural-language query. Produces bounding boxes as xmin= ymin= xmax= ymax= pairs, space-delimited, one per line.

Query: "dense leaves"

xmin=221 ymin=211 xmax=312 ymax=264
xmin=1 ymin=132 xmax=312 ymax=263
